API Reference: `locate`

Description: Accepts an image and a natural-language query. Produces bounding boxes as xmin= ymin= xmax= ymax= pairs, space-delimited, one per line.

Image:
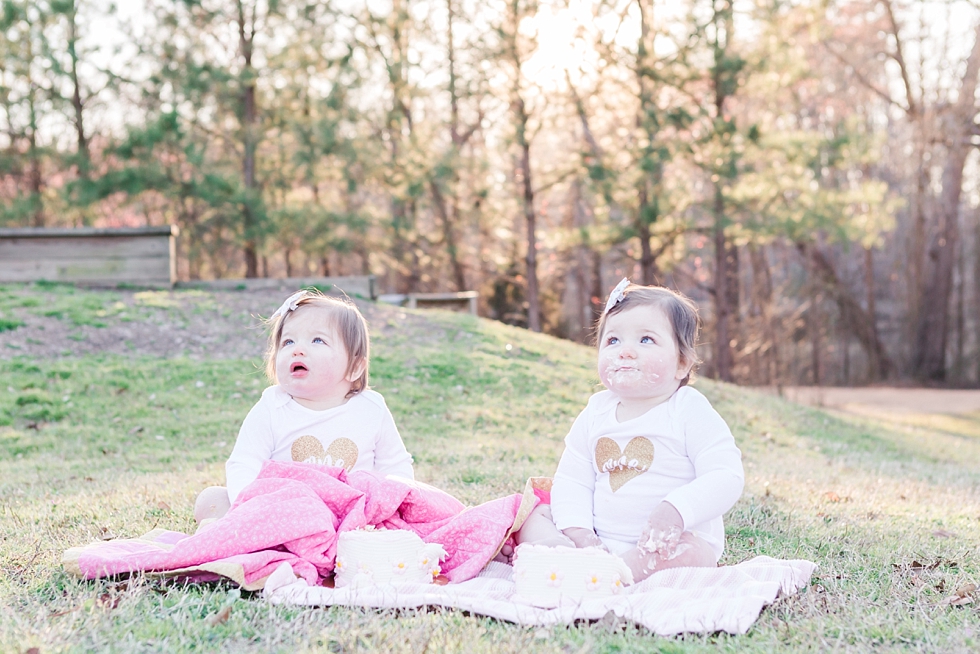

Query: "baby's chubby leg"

xmin=194 ymin=486 xmax=231 ymax=523
xmin=514 ymin=505 xmax=576 ymax=548
xmin=622 ymin=530 xmax=716 ymax=581
xmin=622 ymin=501 xmax=716 ymax=582
xmin=495 ymin=505 xmax=585 ymax=563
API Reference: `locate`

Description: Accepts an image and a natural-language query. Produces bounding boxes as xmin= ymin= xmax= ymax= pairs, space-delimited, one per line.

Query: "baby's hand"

xmin=561 ymin=527 xmax=607 ymax=550
xmin=637 ymin=502 xmax=684 ymax=552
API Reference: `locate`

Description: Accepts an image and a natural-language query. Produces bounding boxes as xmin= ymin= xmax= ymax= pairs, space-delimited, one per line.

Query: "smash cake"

xmin=334 ymin=528 xmax=446 ymax=588
xmin=512 ymin=543 xmax=634 ymax=608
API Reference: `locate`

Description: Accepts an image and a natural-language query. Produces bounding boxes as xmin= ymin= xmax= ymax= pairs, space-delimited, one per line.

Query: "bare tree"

xmin=913 ymin=22 xmax=980 ymax=380
xmin=498 ymin=0 xmax=542 ymax=331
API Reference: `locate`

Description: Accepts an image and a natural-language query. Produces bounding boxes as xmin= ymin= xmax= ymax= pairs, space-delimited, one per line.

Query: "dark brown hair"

xmin=595 ymin=284 xmax=701 ymax=386
xmin=265 ymin=290 xmax=369 ymax=397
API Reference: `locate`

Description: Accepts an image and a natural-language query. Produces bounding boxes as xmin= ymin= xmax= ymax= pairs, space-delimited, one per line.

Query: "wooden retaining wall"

xmin=175 ymin=276 xmax=376 ymax=300
xmin=0 ymin=225 xmax=177 ymax=288
xmin=378 ymin=291 xmax=478 ymax=314
xmin=0 ymin=227 xmax=376 ymax=299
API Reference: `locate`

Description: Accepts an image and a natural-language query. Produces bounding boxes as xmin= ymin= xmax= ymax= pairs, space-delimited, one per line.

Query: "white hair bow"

xmin=271 ymin=291 xmax=307 ymax=320
xmin=603 ymin=278 xmax=630 ymax=314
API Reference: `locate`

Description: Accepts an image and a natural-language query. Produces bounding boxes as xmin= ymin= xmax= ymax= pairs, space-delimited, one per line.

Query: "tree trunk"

xmin=238 ymin=1 xmax=259 ymax=278
xmin=713 ymin=185 xmax=734 ymax=381
xmin=749 ymin=244 xmax=779 ymax=388
xmin=517 ymin=108 xmax=541 ymax=332
xmin=405 ymin=199 xmax=422 ymax=291
xmin=809 ymin=292 xmax=822 ymax=385
xmin=725 ymin=242 xmax=740 ymax=348
xmin=864 ymin=246 xmax=879 ymax=381
xmin=975 ymin=208 xmax=980 ymax=385
xmin=430 ymin=179 xmax=467 ymax=291
xmin=636 ymin=0 xmax=662 ymax=287
xmin=377 ymin=0 xmax=417 ymax=294
xmin=566 ymin=75 xmax=619 ymax=311
xmin=507 ymin=6 xmax=540 ymax=332
xmin=954 ymin=235 xmax=965 ymax=384
xmin=67 ymin=3 xmax=89 ymax=178
xmin=439 ymin=0 xmax=468 ymax=292
xmin=637 ymin=185 xmax=658 ymax=285
xmin=906 ymin=131 xmax=929 ymax=340
xmin=28 ymin=124 xmax=43 ymax=228
xmin=801 ymin=243 xmax=893 ymax=378
xmin=912 ymin=22 xmax=980 ymax=381
xmin=708 ymin=0 xmax=738 ymax=382
xmin=25 ymin=24 xmax=44 ymax=228
xmin=591 ymin=248 xmax=604 ymax=327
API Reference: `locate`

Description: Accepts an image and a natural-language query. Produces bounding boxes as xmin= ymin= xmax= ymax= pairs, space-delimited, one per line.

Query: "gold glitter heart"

xmin=594 ymin=437 xmax=654 ymax=492
xmin=290 ymin=435 xmax=359 ymax=472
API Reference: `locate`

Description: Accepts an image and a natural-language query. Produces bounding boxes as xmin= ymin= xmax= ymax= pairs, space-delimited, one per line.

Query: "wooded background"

xmin=2 ymin=0 xmax=979 ymax=388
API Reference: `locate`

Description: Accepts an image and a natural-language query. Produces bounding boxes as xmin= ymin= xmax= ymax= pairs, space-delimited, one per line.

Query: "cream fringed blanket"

xmin=264 ymin=556 xmax=816 ymax=635
xmin=63 ymin=465 xmax=815 ymax=634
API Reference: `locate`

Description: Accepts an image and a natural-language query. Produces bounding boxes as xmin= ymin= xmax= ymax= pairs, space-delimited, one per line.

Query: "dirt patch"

xmin=770 ymin=386 xmax=980 ymax=416
xmin=0 ymin=286 xmax=422 ymax=362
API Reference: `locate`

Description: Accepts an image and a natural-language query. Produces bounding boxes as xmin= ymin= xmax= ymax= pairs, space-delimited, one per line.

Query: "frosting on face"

xmin=597 ymin=305 xmax=687 ymax=406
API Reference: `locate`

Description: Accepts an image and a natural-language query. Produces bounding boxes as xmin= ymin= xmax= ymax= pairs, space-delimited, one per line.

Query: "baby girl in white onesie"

xmin=194 ymin=290 xmax=413 ymax=521
xmin=518 ymin=280 xmax=744 ymax=582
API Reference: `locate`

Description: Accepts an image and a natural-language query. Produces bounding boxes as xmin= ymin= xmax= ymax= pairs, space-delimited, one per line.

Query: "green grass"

xmin=1 ymin=286 xmax=979 ymax=652
xmin=0 ymin=282 xmax=126 ymax=328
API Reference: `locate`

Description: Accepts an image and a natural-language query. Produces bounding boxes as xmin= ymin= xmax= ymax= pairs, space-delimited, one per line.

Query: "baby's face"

xmin=597 ymin=304 xmax=689 ymax=403
xmin=275 ymin=305 xmax=356 ymax=410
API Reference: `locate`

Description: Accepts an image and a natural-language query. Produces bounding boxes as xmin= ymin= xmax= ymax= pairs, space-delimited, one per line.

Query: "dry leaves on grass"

xmin=893 ymin=559 xmax=958 ymax=572
xmin=946 ymin=583 xmax=976 ymax=606
xmin=95 ymin=593 xmax=120 ymax=610
xmin=208 ymin=605 xmax=232 ymax=626
xmin=822 ymin=491 xmax=850 ymax=503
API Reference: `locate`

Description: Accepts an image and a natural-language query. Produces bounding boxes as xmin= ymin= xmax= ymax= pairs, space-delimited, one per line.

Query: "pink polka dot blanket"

xmin=62 ymin=461 xmax=529 ymax=589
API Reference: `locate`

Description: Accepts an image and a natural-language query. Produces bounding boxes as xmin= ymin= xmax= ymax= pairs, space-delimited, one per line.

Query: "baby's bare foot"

xmin=622 ymin=546 xmax=657 ymax=583
xmin=562 ymin=526 xmax=607 ymax=549
xmin=492 ymin=540 xmax=516 ymax=563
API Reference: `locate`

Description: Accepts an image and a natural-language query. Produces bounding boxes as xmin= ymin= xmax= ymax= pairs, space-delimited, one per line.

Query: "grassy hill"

xmin=1 ymin=283 xmax=978 ymax=652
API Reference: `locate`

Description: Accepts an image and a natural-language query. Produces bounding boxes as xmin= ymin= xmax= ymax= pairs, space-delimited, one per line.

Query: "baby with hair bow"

xmin=511 ymin=280 xmax=744 ymax=583
xmin=194 ymin=290 xmax=414 ymax=522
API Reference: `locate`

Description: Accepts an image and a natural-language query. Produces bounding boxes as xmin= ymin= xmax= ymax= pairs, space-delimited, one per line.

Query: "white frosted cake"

xmin=512 ymin=544 xmax=633 ymax=608
xmin=334 ymin=528 xmax=446 ymax=588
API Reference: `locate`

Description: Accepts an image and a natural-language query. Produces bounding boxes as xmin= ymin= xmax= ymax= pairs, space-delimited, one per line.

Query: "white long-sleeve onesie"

xmin=225 ymin=386 xmax=414 ymax=502
xmin=550 ymin=386 xmax=744 ymax=559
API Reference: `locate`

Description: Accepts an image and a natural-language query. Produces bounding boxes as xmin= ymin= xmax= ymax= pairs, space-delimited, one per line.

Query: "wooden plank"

xmin=0 ymin=236 xmax=172 ymax=260
xmin=0 ymin=226 xmax=178 ymax=287
xmin=0 ymin=225 xmax=177 ymax=238
xmin=0 ymin=255 xmax=172 ymax=285
xmin=405 ymin=291 xmax=479 ymax=315
xmin=407 ymin=291 xmax=478 ymax=300
xmin=175 ymin=275 xmax=376 ymax=299
xmin=168 ymin=230 xmax=177 ymax=285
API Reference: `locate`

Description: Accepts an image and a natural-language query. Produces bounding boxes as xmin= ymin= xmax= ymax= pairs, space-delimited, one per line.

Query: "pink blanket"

xmin=63 ymin=462 xmax=527 ymax=588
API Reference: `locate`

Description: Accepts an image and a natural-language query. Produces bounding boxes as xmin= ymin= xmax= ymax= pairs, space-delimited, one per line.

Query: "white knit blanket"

xmin=265 ymin=555 xmax=816 ymax=635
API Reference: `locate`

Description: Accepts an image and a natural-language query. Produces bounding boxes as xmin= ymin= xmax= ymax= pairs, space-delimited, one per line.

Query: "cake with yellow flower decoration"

xmin=512 ymin=543 xmax=633 ymax=608
xmin=334 ymin=528 xmax=446 ymax=588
